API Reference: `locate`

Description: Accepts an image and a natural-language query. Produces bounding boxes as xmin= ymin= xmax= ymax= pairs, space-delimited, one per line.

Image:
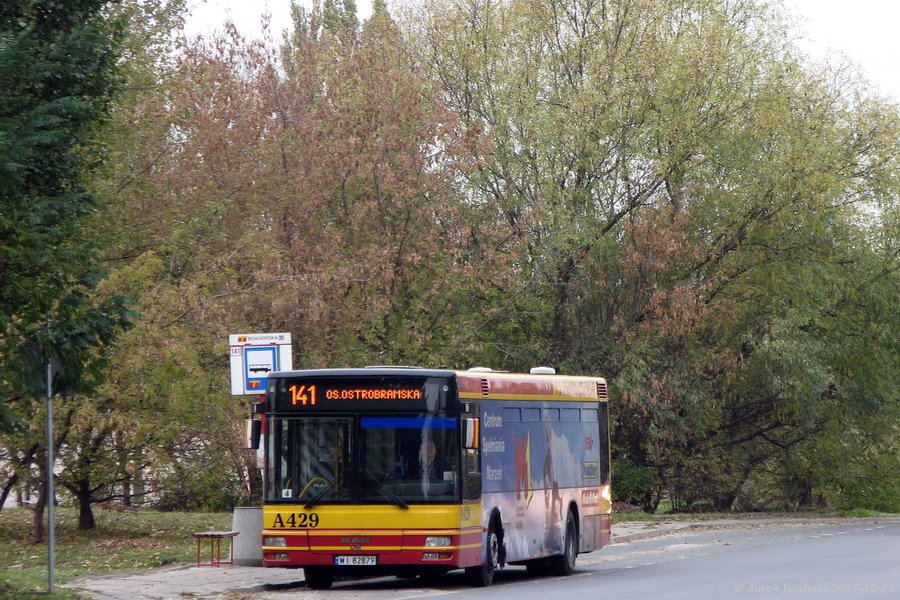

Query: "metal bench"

xmin=192 ymin=531 xmax=239 ymax=567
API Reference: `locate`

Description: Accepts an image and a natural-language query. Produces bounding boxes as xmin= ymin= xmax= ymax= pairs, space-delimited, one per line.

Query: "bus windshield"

xmin=268 ymin=415 xmax=459 ymax=504
xmin=269 ymin=417 xmax=353 ymax=505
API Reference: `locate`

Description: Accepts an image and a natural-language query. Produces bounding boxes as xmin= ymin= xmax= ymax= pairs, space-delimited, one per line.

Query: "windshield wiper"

xmin=304 ymin=479 xmax=338 ymax=509
xmin=362 ymin=468 xmax=408 ymax=509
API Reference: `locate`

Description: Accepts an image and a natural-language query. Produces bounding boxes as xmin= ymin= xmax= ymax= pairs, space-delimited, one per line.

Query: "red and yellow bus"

xmin=255 ymin=367 xmax=611 ymax=589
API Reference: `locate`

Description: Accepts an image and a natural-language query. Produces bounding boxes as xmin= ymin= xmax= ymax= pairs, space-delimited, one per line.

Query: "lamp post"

xmin=46 ymin=322 xmax=55 ymax=593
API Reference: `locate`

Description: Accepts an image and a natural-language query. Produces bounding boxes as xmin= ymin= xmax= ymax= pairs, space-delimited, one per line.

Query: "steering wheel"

xmin=299 ymin=476 xmax=330 ymax=498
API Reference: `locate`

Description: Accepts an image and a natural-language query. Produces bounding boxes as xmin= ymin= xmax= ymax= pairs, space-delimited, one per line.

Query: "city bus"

xmin=253 ymin=366 xmax=611 ymax=589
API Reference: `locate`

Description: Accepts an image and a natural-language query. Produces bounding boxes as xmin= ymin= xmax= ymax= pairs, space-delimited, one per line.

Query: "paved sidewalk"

xmin=64 ymin=517 xmax=898 ymax=600
xmin=63 ymin=563 xmax=305 ymax=600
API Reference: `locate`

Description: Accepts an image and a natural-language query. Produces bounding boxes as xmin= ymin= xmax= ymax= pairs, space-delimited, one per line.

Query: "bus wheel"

xmin=465 ymin=520 xmax=500 ymax=587
xmin=303 ymin=567 xmax=334 ymax=589
xmin=550 ymin=510 xmax=577 ymax=576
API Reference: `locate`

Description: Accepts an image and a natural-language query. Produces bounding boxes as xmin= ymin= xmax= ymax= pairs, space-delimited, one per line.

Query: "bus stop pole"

xmin=46 ymin=349 xmax=55 ymax=593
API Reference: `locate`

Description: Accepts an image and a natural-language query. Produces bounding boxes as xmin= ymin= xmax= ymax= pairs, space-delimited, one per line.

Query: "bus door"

xmin=271 ymin=417 xmax=353 ymax=504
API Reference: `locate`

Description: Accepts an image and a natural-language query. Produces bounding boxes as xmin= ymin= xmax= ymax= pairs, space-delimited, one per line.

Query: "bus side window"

xmin=462 ymin=414 xmax=481 ymax=500
xmin=464 ymin=448 xmax=481 ymax=500
xmin=599 ymin=403 xmax=610 ymax=484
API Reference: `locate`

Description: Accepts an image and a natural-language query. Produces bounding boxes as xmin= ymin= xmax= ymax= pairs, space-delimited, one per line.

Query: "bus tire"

xmin=465 ymin=519 xmax=500 ymax=587
xmin=303 ymin=567 xmax=334 ymax=589
xmin=550 ymin=509 xmax=578 ymax=576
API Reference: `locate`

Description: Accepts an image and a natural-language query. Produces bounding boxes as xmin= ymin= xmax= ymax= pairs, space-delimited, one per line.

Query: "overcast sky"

xmin=184 ymin=0 xmax=373 ymax=38
xmin=183 ymin=0 xmax=900 ymax=101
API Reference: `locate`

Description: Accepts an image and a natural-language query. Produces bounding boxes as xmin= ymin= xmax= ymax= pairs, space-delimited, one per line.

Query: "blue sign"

xmin=244 ymin=346 xmax=277 ymax=392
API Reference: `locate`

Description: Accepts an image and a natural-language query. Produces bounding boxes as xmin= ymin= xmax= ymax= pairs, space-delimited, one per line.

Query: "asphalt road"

xmin=255 ymin=520 xmax=899 ymax=600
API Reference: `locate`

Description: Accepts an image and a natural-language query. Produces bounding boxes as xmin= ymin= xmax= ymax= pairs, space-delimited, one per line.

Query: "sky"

xmin=785 ymin=0 xmax=900 ymax=100
xmin=184 ymin=0 xmax=373 ymax=39
xmin=183 ymin=0 xmax=900 ymax=101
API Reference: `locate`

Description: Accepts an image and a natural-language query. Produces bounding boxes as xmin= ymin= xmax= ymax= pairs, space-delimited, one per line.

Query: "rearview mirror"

xmin=245 ymin=418 xmax=262 ymax=450
xmin=463 ymin=418 xmax=479 ymax=450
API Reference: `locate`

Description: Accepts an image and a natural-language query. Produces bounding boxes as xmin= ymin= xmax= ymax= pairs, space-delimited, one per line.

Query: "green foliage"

xmin=410 ymin=0 xmax=900 ymax=511
xmin=830 ymin=434 xmax=900 ymax=513
xmin=611 ymin=458 xmax=659 ymax=511
xmin=0 ymin=0 xmax=132 ymax=546
xmin=322 ymin=0 xmax=358 ymax=45
xmin=0 ymin=0 xmax=129 ymax=430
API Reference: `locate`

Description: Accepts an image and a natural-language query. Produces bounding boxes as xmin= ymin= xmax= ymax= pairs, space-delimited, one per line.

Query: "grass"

xmin=833 ymin=508 xmax=893 ymax=518
xmin=0 ymin=506 xmax=232 ymax=599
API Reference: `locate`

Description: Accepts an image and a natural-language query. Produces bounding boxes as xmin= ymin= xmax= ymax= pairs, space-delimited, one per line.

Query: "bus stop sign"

xmin=229 ymin=333 xmax=292 ymax=395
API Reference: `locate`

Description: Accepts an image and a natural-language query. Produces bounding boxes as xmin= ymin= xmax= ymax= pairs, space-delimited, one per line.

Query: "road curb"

xmin=612 ymin=523 xmax=694 ymax=544
xmin=231 ymin=579 xmax=307 ymax=593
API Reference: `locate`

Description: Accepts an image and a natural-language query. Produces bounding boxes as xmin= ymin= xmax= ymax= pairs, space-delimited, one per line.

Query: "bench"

xmin=192 ymin=531 xmax=239 ymax=567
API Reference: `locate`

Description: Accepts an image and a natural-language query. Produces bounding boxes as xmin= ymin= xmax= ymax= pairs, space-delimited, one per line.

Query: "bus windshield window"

xmin=266 ymin=415 xmax=459 ymax=504
xmin=360 ymin=416 xmax=459 ymax=504
xmin=270 ymin=417 xmax=353 ymax=503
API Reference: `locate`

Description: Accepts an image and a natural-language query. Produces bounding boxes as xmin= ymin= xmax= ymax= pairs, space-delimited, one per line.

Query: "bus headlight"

xmin=264 ymin=536 xmax=287 ymax=547
xmin=424 ymin=536 xmax=451 ymax=547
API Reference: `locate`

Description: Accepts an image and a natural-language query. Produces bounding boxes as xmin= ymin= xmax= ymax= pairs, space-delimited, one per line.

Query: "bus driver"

xmin=419 ymin=437 xmax=439 ymax=480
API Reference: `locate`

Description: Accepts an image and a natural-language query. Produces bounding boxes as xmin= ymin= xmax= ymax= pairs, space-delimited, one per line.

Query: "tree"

xmin=322 ymin=0 xmax=359 ymax=47
xmin=1 ymin=0 xmax=124 ymax=418
xmin=0 ymin=0 xmax=130 ymax=538
xmin=408 ymin=0 xmax=900 ymax=510
xmin=82 ymin=1 xmax=504 ymax=509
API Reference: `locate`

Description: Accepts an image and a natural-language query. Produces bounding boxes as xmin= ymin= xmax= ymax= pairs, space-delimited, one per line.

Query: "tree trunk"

xmin=32 ymin=459 xmax=47 ymax=543
xmin=121 ymin=477 xmax=132 ymax=507
xmin=713 ymin=491 xmax=737 ymax=512
xmin=0 ymin=472 xmax=18 ymax=512
xmin=76 ymin=481 xmax=96 ymax=530
xmin=133 ymin=462 xmax=145 ymax=507
xmin=115 ymin=430 xmax=132 ymax=506
xmin=550 ymin=254 xmax=576 ymax=364
xmin=796 ymin=479 xmax=815 ymax=509
xmin=1 ymin=442 xmax=40 ymax=513
xmin=249 ymin=463 xmax=264 ymax=503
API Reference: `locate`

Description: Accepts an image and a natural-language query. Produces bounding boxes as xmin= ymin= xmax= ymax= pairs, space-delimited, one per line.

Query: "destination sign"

xmin=271 ymin=376 xmax=445 ymax=412
xmin=287 ymin=385 xmax=422 ymax=406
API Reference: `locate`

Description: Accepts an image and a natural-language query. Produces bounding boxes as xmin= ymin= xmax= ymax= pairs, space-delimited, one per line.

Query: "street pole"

xmin=46 ymin=330 xmax=55 ymax=593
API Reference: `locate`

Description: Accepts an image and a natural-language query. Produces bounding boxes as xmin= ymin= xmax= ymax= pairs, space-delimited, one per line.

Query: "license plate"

xmin=334 ymin=555 xmax=377 ymax=566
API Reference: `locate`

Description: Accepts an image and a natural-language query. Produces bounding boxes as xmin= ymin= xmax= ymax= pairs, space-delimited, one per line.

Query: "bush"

xmin=834 ymin=477 xmax=900 ymax=513
xmin=612 ymin=458 xmax=660 ymax=512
